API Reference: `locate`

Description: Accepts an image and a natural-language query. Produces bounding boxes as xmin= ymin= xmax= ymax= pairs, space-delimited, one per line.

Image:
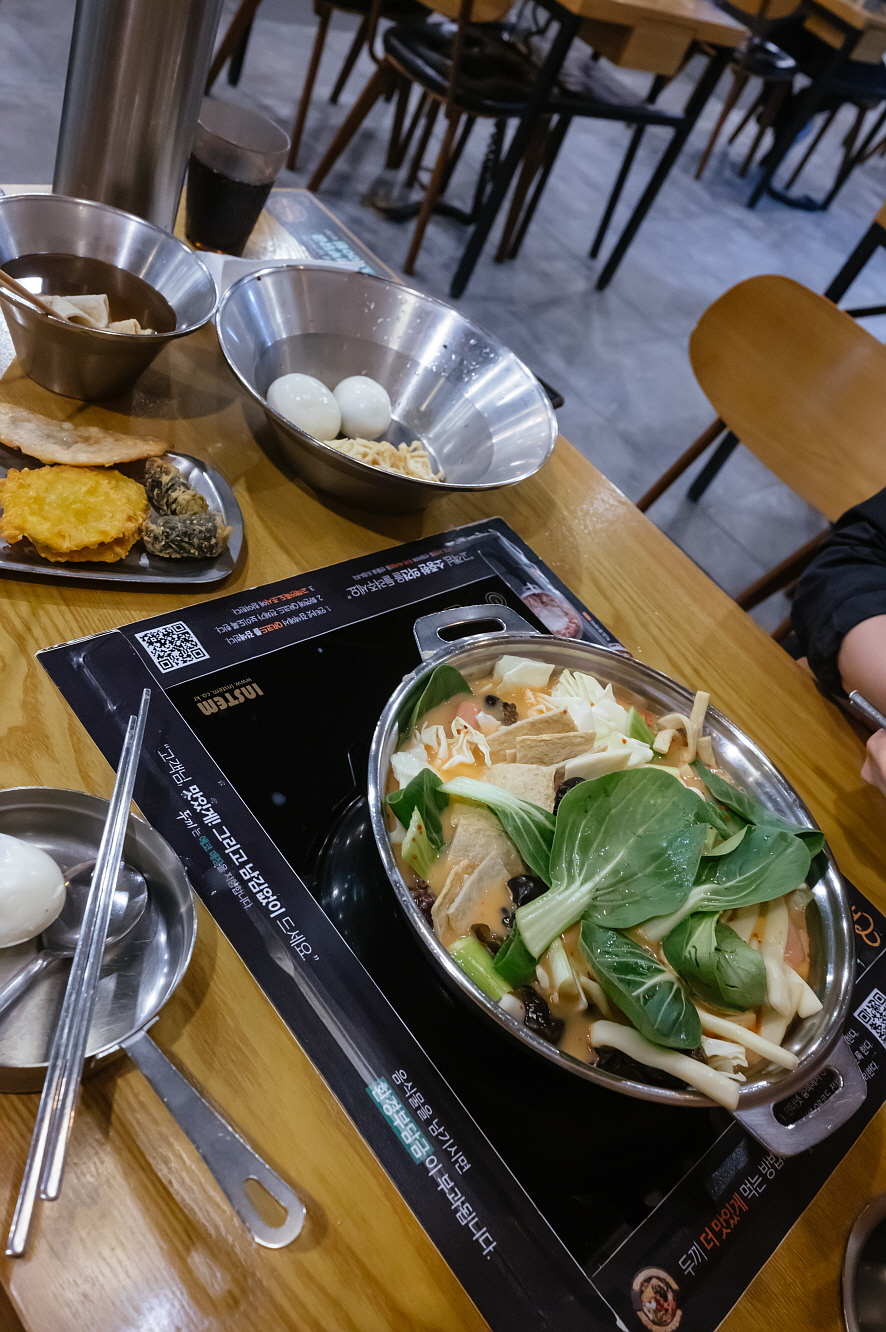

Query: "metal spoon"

xmin=0 ymin=859 xmax=148 ymax=1019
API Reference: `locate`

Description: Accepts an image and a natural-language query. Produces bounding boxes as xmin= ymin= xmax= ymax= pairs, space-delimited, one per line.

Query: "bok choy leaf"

xmin=580 ymin=920 xmax=702 ymax=1049
xmin=401 ymin=807 xmax=438 ymax=879
xmin=642 ymin=825 xmax=812 ymax=941
xmin=441 ymin=777 xmax=555 ymax=881
xmin=387 ymin=769 xmax=448 ymax=850
xmin=692 ymin=761 xmax=827 ymax=884
xmin=396 ymin=664 xmax=472 ymax=741
xmin=663 ymin=911 xmax=766 ymax=1011
xmin=516 ymin=769 xmax=706 ymax=958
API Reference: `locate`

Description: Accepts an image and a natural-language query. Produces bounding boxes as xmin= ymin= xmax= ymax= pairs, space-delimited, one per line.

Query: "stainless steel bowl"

xmin=0 ymin=193 xmax=217 ymax=399
xmin=215 ymin=265 xmax=557 ymax=513
xmin=368 ymin=608 xmax=865 ymax=1155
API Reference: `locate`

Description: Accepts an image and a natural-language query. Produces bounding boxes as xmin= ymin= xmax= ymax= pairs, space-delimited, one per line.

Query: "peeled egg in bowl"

xmin=0 ymin=833 xmax=65 ymax=947
xmin=267 ymin=373 xmax=341 ymax=441
xmin=333 ymin=376 xmax=392 ymax=441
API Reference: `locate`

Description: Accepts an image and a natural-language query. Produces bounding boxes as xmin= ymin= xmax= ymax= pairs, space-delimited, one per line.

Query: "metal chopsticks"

xmin=849 ymin=690 xmax=886 ymax=732
xmin=6 ymin=689 xmax=151 ymax=1257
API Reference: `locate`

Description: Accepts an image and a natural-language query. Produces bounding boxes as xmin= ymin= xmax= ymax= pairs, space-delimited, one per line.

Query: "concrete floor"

xmin=3 ymin=0 xmax=886 ymax=630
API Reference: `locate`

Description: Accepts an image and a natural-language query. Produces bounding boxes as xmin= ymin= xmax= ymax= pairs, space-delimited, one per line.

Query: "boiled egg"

xmin=0 ymin=833 xmax=65 ymax=948
xmin=333 ymin=376 xmax=392 ymax=441
xmin=267 ymin=373 xmax=341 ymax=441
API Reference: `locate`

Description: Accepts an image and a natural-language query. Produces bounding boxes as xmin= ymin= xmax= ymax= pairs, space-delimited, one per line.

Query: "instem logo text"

xmin=195 ymin=680 xmax=264 ymax=715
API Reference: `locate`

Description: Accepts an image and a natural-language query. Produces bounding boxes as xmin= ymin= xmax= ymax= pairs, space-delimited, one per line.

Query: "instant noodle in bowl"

xmin=328 ymin=437 xmax=443 ymax=482
xmin=385 ymin=653 xmax=827 ymax=1111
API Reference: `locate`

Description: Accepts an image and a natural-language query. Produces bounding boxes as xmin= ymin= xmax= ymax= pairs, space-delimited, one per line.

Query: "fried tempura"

xmin=0 ymin=465 xmax=148 ymax=563
xmin=0 ymin=404 xmax=168 ymax=466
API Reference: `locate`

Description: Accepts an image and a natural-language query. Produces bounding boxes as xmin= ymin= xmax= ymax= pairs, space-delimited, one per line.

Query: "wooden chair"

xmin=825 ymin=198 xmax=886 ymax=317
xmin=207 ymin=0 xmax=427 ymax=170
xmin=636 ymin=275 xmax=886 ymax=609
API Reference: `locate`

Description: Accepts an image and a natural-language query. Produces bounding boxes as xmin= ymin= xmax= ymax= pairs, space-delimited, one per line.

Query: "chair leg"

xmin=695 ymin=67 xmax=750 ymax=180
xmin=737 ymin=80 xmax=790 ymax=178
xmin=686 ymin=431 xmax=738 ymax=501
xmin=825 ymin=221 xmax=885 ymax=303
xmin=404 ymin=113 xmax=462 ymax=275
xmin=783 ymin=107 xmax=837 ymax=191
xmin=505 ymin=114 xmax=571 ymax=260
xmin=495 ymin=117 xmax=551 ymax=262
xmin=735 ymin=531 xmax=829 ymax=611
xmin=329 ymin=13 xmax=370 ymax=105
xmin=385 ymin=77 xmax=415 ymax=169
xmin=288 ymin=1 xmax=333 ymax=170
xmin=590 ymin=122 xmax=648 ymax=260
xmin=635 ymin=418 xmax=726 ymax=512
xmin=728 ymin=87 xmax=766 ymax=145
xmin=206 ymin=0 xmax=262 ymax=91
xmin=307 ymin=61 xmax=396 ymax=190
xmin=227 ymin=12 xmax=254 ymax=85
xmin=406 ymin=98 xmax=440 ymax=188
xmin=771 ymin=614 xmax=795 ymax=643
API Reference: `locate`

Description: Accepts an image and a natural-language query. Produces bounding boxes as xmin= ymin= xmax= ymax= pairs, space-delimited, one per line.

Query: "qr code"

xmin=135 ymin=621 xmax=209 ymax=674
xmin=855 ymin=988 xmax=886 ymax=1045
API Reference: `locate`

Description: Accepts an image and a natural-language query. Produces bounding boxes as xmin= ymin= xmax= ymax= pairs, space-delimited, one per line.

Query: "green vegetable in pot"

xmin=401 ymin=806 xmax=438 ymax=879
xmin=396 ymin=663 xmax=472 ymax=741
xmin=663 ymin=911 xmax=766 ymax=1011
xmin=449 ymin=936 xmax=513 ymax=1002
xmin=493 ymin=924 xmax=538 ymax=987
xmin=642 ymin=824 xmax=812 ymax=941
xmin=441 ymin=776 xmax=556 ymax=882
xmin=625 ymin=706 xmax=655 ymax=746
xmin=516 ymin=768 xmax=706 ymax=958
xmin=580 ymin=919 xmax=702 ymax=1049
xmin=388 ymin=769 xmax=448 ymax=849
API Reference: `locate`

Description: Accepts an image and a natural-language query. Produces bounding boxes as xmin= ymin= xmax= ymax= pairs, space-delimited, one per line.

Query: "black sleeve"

xmin=791 ymin=488 xmax=886 ymax=698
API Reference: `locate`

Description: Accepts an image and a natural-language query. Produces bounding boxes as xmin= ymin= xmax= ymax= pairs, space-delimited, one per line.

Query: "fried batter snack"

xmin=0 ymin=403 xmax=167 ymax=466
xmin=0 ymin=465 xmax=148 ymax=563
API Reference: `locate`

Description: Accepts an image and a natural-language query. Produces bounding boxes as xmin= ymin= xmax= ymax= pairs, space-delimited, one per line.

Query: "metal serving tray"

xmin=0 ymin=447 xmax=243 ymax=585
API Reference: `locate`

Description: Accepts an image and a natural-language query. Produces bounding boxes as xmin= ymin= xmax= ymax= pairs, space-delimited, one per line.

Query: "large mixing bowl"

xmin=215 ymin=265 xmax=557 ymax=513
xmin=0 ymin=193 xmax=217 ymax=399
xmin=368 ymin=606 xmax=866 ymax=1156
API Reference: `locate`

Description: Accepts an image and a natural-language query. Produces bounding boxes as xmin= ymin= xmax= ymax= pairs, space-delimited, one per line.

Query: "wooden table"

xmin=0 ymin=221 xmax=884 ymax=1332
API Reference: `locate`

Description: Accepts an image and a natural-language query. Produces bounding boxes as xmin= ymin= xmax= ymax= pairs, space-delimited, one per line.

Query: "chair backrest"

xmin=689 ymin=274 xmax=886 ymax=522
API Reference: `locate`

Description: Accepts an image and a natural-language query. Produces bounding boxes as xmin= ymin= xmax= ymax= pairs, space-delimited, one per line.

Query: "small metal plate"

xmin=0 ymin=788 xmax=195 ymax=1092
xmin=0 ymin=449 xmax=243 ymax=585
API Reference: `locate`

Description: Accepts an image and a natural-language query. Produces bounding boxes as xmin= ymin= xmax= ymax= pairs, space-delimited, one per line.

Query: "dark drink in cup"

xmin=185 ymin=99 xmax=289 ymax=257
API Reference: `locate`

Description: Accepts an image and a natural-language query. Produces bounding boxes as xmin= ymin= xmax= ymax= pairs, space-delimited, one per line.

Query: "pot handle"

xmin=413 ymin=604 xmax=540 ymax=659
xmin=122 ymin=1028 xmax=306 ymax=1247
xmin=732 ymin=1035 xmax=866 ymax=1157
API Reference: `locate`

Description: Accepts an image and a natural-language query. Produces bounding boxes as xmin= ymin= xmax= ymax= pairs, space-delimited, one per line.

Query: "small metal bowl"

xmin=215 ymin=265 xmax=557 ymax=513
xmin=0 ymin=193 xmax=217 ymax=399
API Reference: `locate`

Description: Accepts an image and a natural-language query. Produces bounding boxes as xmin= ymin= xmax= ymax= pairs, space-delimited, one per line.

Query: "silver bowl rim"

xmin=367 ymin=631 xmax=855 ymax=1110
xmin=0 ymin=191 xmax=218 ymax=340
xmin=215 ymin=263 xmax=559 ymax=495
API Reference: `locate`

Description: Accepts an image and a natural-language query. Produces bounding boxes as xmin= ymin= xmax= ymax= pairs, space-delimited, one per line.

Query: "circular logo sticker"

xmin=631 ymin=1268 xmax=682 ymax=1330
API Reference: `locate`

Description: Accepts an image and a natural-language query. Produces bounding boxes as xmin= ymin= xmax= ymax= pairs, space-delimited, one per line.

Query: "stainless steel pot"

xmin=368 ymin=606 xmax=866 ymax=1156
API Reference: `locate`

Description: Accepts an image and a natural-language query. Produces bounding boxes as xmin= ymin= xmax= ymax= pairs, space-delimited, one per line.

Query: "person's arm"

xmin=792 ymin=490 xmax=886 ymax=700
xmin=837 ymin=614 xmax=886 ymax=718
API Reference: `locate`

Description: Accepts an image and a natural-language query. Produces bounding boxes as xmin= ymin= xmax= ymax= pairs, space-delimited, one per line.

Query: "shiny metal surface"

xmin=843 ymin=1193 xmax=886 ymax=1332
xmin=0 ymin=787 xmax=196 ymax=1093
xmin=54 ymin=0 xmax=224 ymax=230
xmin=0 ymin=861 xmax=149 ymax=1020
xmin=216 ymin=265 xmax=557 ymax=513
xmin=122 ymin=1028 xmax=307 ymax=1248
xmin=368 ymin=617 xmax=859 ymax=1147
xmin=0 ymin=194 xmax=217 ymax=399
xmin=0 ymin=448 xmax=242 ymax=586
